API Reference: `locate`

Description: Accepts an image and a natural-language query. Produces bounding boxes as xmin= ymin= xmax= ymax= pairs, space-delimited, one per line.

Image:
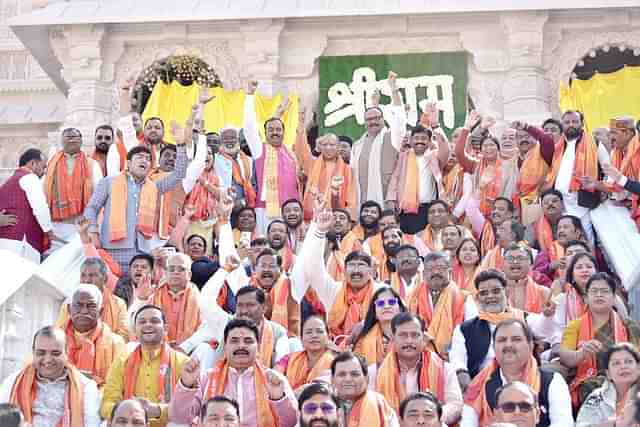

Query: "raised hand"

xmin=182 ymin=204 xmax=196 ymax=220
xmin=316 ymin=208 xmax=334 ymax=234
xmin=371 ymin=89 xmax=381 ymax=107
xmin=388 ymin=71 xmax=398 ymax=88
xmin=247 ymin=80 xmax=258 ymax=95
xmin=223 ymin=254 xmax=241 ymax=272
xmin=312 ymin=192 xmax=327 ymax=220
xmin=265 ymin=370 xmax=286 ymax=400
xmin=511 ymin=121 xmax=528 ymax=131
xmin=76 ymin=218 xmax=91 ymax=244
xmin=423 ymin=102 xmax=439 ymax=127
xmin=135 ymin=272 xmax=155 ymax=301
xmin=180 ymin=356 xmax=201 ymax=388
xmin=464 ymin=110 xmax=480 ymax=130
xmin=216 ymin=192 xmax=234 ymax=220
xmin=170 ymin=120 xmax=188 ymax=144
xmin=0 ymin=210 xmax=17 ymax=227
xmin=274 ymin=94 xmax=290 ymax=118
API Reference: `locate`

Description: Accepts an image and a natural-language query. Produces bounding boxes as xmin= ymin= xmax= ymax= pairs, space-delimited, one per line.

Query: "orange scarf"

xmin=64 ymin=320 xmax=116 ymax=387
xmin=408 ymin=282 xmax=465 ymax=357
xmin=303 ymin=155 xmax=353 ymax=220
xmin=259 ymin=321 xmax=275 ymax=368
xmin=518 ymin=144 xmax=548 ymax=198
xmin=545 ymin=133 xmax=598 ymax=192
xmin=339 ymin=226 xmax=367 ymax=258
xmin=327 ymin=250 xmax=346 ymax=282
xmin=353 ymin=323 xmax=388 ymax=366
xmin=328 ymin=281 xmax=374 ymax=337
xmin=206 ymin=358 xmax=278 ymax=427
xmin=421 ymin=225 xmax=444 ymax=252
xmin=264 ymin=276 xmax=299 ymax=337
xmin=376 ymin=350 xmax=445 ymax=414
xmin=10 ymin=363 xmax=85 ymax=427
xmin=480 ymin=221 xmax=496 ymax=257
xmin=364 ymin=233 xmax=385 ymax=266
xmin=477 ymin=158 xmax=503 ymax=217
xmin=282 ymin=350 xmax=335 ymax=390
xmin=398 ymin=150 xmax=420 ymax=214
xmin=115 ymin=138 xmax=128 ymax=172
xmin=187 ymin=168 xmax=220 ymax=221
xmin=452 ymin=262 xmax=477 ymax=294
xmin=44 ymin=151 xmax=93 ymax=221
xmin=101 ymin=288 xmax=125 ymax=336
xmin=123 ymin=344 xmax=177 ymax=403
xmin=280 ymin=245 xmax=296 ymax=273
xmin=109 ymin=172 xmax=159 ymax=241
xmin=153 ymin=283 xmax=201 ymax=345
xmin=224 ymin=152 xmax=256 ymax=208
xmin=348 ymin=391 xmax=392 ymax=427
xmin=483 ymin=246 xmax=504 ymax=271
xmin=571 ymin=311 xmax=628 ymax=405
xmin=443 ymin=163 xmax=464 ymax=205
xmin=465 ymin=357 xmax=540 ymax=426
xmin=564 ymin=284 xmax=586 ymax=324
xmin=149 ymin=168 xmax=182 ymax=236
xmin=534 ymin=215 xmax=554 ymax=252
xmin=611 ymin=135 xmax=640 ymax=228
xmin=390 ymin=272 xmax=410 ymax=301
xmin=478 ymin=307 xmax=525 ymax=325
xmin=514 ymin=277 xmax=547 ymax=314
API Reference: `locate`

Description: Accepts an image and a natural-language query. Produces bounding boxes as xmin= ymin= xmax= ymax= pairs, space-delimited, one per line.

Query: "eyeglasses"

xmin=587 ymin=287 xmax=613 ymax=296
xmin=375 ymin=298 xmax=398 ymax=308
xmin=167 ymin=266 xmax=187 ymax=273
xmin=426 ymin=264 xmax=449 ymax=272
xmin=302 ymin=402 xmax=337 ymax=415
xmin=497 ymin=401 xmax=535 ymax=413
xmin=477 ymin=288 xmax=504 ymax=298
xmin=504 ymin=256 xmax=529 ymax=263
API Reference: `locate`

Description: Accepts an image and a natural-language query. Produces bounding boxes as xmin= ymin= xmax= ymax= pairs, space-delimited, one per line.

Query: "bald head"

xmin=110 ymin=399 xmax=148 ymax=426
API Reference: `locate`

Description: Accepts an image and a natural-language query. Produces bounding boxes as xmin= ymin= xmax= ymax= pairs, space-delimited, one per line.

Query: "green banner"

xmin=318 ymin=52 xmax=468 ymax=141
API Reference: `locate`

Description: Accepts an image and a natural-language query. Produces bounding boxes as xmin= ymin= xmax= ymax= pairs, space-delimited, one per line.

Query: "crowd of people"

xmin=0 ymin=69 xmax=640 ymax=427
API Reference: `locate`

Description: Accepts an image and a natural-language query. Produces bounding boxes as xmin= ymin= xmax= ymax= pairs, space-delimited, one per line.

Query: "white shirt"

xmin=449 ymin=313 xmax=557 ymax=373
xmin=17 ymin=172 xmax=53 ymax=232
xmin=0 ymin=369 xmax=102 ymax=427
xmin=417 ymin=154 xmax=437 ymax=203
xmin=555 ymin=139 xmax=577 ymax=197
xmin=460 ymin=369 xmax=574 ymax=427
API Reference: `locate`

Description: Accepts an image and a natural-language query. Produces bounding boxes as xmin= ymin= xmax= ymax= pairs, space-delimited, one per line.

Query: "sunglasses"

xmin=302 ymin=402 xmax=337 ymax=415
xmin=96 ymin=135 xmax=112 ymax=141
xmin=497 ymin=401 xmax=534 ymax=413
xmin=375 ymin=298 xmax=398 ymax=308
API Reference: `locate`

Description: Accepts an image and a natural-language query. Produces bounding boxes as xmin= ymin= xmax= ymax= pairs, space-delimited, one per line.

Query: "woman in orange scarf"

xmin=453 ymin=238 xmax=481 ymax=294
xmin=559 ymin=272 xmax=639 ymax=407
xmin=276 ymin=315 xmax=336 ymax=392
xmin=351 ymin=287 xmax=407 ymax=366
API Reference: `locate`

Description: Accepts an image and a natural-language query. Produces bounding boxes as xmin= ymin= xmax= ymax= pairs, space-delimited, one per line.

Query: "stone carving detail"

xmin=114 ymin=41 xmax=243 ymax=93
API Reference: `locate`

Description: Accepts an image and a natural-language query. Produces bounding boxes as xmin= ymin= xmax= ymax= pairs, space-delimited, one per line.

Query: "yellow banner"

xmin=142 ymin=81 xmax=299 ymax=147
xmin=559 ymin=66 xmax=640 ymax=134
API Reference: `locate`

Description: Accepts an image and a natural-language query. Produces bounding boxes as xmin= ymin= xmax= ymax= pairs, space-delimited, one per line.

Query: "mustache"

xmin=233 ymin=349 xmax=249 ymax=355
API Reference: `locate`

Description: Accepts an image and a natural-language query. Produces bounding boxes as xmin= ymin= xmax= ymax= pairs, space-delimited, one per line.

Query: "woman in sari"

xmin=349 ymin=287 xmax=407 ymax=366
xmin=452 ymin=237 xmax=481 ymax=294
xmin=553 ymin=253 xmax=628 ymax=341
xmin=559 ymin=272 xmax=640 ymax=407
xmin=577 ymin=342 xmax=640 ymax=426
xmin=276 ymin=315 xmax=336 ymax=394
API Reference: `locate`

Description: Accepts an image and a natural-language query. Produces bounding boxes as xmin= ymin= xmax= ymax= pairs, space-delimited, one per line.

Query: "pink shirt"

xmin=168 ymin=367 xmax=298 ymax=427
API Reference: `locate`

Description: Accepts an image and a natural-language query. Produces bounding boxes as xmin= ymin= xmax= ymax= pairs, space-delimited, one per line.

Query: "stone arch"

xmin=545 ymin=30 xmax=640 ymax=115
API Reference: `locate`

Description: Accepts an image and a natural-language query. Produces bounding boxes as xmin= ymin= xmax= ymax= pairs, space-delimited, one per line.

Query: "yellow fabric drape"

xmin=559 ymin=66 xmax=640 ymax=135
xmin=142 ymin=81 xmax=299 ymax=147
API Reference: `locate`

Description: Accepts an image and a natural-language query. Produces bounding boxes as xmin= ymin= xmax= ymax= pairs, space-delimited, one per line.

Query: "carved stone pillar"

xmin=54 ymin=24 xmax=116 ymax=149
xmin=240 ymin=19 xmax=284 ymax=96
xmin=500 ymin=11 xmax=551 ymax=124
